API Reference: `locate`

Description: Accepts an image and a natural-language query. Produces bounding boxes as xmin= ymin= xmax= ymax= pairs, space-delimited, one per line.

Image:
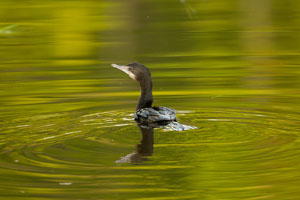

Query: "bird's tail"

xmin=164 ymin=121 xmax=197 ymax=131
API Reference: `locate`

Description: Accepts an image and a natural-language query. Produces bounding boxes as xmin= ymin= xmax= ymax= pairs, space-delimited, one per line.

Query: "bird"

xmin=111 ymin=62 xmax=196 ymax=131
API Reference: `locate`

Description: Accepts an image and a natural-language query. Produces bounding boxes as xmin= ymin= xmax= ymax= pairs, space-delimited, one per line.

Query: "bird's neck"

xmin=137 ymin=78 xmax=153 ymax=110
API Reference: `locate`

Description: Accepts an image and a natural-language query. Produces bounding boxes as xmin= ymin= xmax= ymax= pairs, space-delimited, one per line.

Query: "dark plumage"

xmin=111 ymin=62 xmax=196 ymax=131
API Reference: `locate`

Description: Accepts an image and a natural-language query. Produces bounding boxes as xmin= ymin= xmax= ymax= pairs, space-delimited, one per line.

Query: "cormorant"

xmin=111 ymin=62 xmax=195 ymax=131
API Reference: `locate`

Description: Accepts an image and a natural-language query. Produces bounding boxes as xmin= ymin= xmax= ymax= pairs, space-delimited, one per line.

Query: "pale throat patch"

xmin=128 ymin=73 xmax=136 ymax=80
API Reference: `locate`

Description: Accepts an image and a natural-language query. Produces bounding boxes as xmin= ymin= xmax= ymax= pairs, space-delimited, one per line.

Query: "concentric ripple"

xmin=0 ymin=108 xmax=300 ymax=199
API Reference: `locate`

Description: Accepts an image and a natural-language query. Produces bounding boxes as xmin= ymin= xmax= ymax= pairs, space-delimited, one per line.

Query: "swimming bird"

xmin=111 ymin=62 xmax=195 ymax=131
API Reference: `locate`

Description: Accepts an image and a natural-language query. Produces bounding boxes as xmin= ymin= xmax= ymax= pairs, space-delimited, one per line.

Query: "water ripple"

xmin=0 ymin=108 xmax=299 ymax=199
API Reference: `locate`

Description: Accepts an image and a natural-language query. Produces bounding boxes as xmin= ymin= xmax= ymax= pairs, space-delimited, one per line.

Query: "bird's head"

xmin=111 ymin=62 xmax=151 ymax=82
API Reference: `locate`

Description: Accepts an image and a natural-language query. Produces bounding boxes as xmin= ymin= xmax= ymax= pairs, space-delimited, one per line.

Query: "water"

xmin=1 ymin=0 xmax=300 ymax=199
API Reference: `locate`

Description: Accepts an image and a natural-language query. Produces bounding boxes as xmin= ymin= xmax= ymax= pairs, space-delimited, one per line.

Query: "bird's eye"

xmin=128 ymin=67 xmax=133 ymax=71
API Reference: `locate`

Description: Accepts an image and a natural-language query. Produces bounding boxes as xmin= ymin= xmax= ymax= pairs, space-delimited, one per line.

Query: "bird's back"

xmin=134 ymin=106 xmax=177 ymax=123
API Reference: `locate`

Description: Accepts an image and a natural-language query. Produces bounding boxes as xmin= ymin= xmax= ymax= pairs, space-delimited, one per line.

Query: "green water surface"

xmin=1 ymin=0 xmax=300 ymax=199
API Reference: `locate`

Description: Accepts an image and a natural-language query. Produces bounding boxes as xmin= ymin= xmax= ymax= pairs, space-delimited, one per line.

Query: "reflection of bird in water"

xmin=111 ymin=62 xmax=196 ymax=131
xmin=115 ymin=124 xmax=154 ymax=164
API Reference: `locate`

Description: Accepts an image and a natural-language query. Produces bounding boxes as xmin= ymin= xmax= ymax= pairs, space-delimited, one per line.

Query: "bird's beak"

xmin=111 ymin=64 xmax=136 ymax=80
